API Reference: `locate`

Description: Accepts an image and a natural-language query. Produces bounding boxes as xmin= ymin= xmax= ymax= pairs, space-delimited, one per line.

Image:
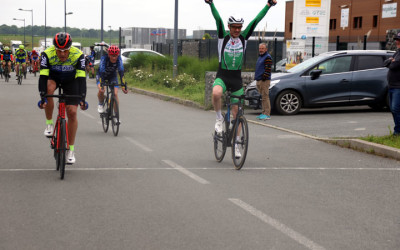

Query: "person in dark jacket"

xmin=254 ymin=43 xmax=272 ymax=120
xmin=385 ymin=32 xmax=400 ymax=135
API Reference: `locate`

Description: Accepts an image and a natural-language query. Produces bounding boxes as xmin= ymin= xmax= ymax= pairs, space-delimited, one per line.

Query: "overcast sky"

xmin=1 ymin=0 xmax=286 ymax=35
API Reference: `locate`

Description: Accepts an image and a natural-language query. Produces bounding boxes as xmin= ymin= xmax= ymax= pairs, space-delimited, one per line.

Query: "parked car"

xmin=274 ymin=58 xmax=287 ymax=72
xmin=120 ymin=48 xmax=165 ymax=65
xmin=245 ymin=50 xmax=395 ymax=115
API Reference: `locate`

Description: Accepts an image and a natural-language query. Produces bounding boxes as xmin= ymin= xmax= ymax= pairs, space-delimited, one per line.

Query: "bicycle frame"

xmin=223 ymin=92 xmax=245 ymax=147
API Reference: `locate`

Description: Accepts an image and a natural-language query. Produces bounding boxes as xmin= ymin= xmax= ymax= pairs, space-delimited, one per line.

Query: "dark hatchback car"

xmin=246 ymin=50 xmax=395 ymax=115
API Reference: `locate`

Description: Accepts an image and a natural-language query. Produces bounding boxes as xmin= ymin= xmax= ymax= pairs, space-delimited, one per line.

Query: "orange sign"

xmin=305 ymin=0 xmax=321 ymax=7
xmin=306 ymin=17 xmax=319 ymax=23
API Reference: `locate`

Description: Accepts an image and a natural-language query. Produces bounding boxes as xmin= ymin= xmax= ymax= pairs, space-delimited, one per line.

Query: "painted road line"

xmin=229 ymin=198 xmax=326 ymax=250
xmin=0 ymin=167 xmax=399 ymax=172
xmin=162 ymin=160 xmax=210 ymax=184
xmin=124 ymin=136 xmax=153 ymax=152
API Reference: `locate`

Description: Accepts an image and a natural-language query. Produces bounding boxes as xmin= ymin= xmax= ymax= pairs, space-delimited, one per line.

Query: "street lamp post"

xmin=108 ymin=26 xmax=112 ymax=45
xmin=64 ymin=0 xmax=73 ymax=33
xmin=45 ymin=0 xmax=47 ymax=48
xmin=13 ymin=18 xmax=26 ymax=46
xmin=173 ymin=0 xmax=179 ymax=78
xmin=18 ymin=8 xmax=33 ymax=49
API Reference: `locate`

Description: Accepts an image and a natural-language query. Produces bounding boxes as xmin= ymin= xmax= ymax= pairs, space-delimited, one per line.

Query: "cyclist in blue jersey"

xmin=38 ymin=32 xmax=87 ymax=164
xmin=96 ymin=45 xmax=128 ymax=118
xmin=88 ymin=46 xmax=96 ymax=78
xmin=14 ymin=45 xmax=28 ymax=80
xmin=1 ymin=46 xmax=13 ymax=78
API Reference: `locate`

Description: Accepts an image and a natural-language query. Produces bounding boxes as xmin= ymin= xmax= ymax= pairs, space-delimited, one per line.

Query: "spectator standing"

xmin=385 ymin=32 xmax=400 ymax=136
xmin=254 ymin=43 xmax=272 ymax=120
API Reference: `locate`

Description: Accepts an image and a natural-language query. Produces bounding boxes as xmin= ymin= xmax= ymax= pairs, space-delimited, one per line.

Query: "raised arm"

xmin=205 ymin=0 xmax=227 ymax=38
xmin=242 ymin=0 xmax=276 ymax=40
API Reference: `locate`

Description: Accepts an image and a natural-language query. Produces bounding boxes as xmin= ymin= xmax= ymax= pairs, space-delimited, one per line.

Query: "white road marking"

xmin=0 ymin=167 xmax=399 ymax=172
xmin=79 ymin=111 xmax=96 ymax=119
xmin=229 ymin=198 xmax=326 ymax=250
xmin=354 ymin=128 xmax=366 ymax=131
xmin=124 ymin=136 xmax=153 ymax=152
xmin=162 ymin=160 xmax=210 ymax=184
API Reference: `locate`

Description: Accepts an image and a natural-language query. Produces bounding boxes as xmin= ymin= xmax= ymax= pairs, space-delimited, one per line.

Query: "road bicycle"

xmin=3 ymin=65 xmax=10 ymax=82
xmin=32 ymin=60 xmax=39 ymax=77
xmin=100 ymin=80 xmax=125 ymax=136
xmin=38 ymin=85 xmax=87 ymax=179
xmin=213 ymin=91 xmax=251 ymax=170
xmin=16 ymin=63 xmax=24 ymax=85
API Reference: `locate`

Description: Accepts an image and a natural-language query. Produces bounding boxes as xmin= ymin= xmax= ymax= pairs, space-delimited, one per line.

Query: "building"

xmin=122 ymin=27 xmax=186 ymax=49
xmin=285 ymin=0 xmax=400 ymax=50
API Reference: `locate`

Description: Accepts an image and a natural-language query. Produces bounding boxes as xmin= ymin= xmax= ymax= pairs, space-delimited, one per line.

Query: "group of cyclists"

xmin=0 ymin=45 xmax=40 ymax=80
xmin=34 ymin=0 xmax=276 ymax=166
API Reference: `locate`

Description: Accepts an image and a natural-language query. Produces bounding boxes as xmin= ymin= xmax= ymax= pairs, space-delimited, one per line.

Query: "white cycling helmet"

xmin=228 ymin=16 xmax=244 ymax=25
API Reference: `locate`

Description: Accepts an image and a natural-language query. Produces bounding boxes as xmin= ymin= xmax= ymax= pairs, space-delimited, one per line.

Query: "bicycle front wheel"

xmin=232 ymin=116 xmax=249 ymax=170
xmin=213 ymin=113 xmax=227 ymax=162
xmin=102 ymin=96 xmax=110 ymax=133
xmin=111 ymin=98 xmax=120 ymax=136
xmin=59 ymin=119 xmax=67 ymax=180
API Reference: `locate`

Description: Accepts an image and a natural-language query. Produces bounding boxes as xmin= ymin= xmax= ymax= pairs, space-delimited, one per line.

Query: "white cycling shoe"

xmin=44 ymin=124 xmax=54 ymax=137
xmin=234 ymin=144 xmax=242 ymax=158
xmin=215 ymin=118 xmax=223 ymax=133
xmin=66 ymin=150 xmax=76 ymax=164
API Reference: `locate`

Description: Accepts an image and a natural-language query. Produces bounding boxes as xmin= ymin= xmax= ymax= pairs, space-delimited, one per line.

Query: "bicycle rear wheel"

xmin=59 ymin=119 xmax=67 ymax=180
xmin=232 ymin=116 xmax=249 ymax=170
xmin=101 ymin=96 xmax=110 ymax=133
xmin=111 ymin=98 xmax=120 ymax=136
xmin=213 ymin=113 xmax=227 ymax=162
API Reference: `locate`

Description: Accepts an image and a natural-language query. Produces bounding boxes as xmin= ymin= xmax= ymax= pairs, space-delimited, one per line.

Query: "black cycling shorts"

xmin=49 ymin=77 xmax=81 ymax=105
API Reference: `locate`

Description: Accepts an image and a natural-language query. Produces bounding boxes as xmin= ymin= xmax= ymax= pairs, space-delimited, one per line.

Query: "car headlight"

xmin=269 ymin=79 xmax=280 ymax=89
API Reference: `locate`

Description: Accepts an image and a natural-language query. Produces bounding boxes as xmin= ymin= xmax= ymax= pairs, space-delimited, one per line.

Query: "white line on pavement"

xmin=0 ymin=167 xmax=399 ymax=172
xmin=124 ymin=136 xmax=153 ymax=152
xmin=162 ymin=160 xmax=210 ymax=184
xmin=80 ymin=111 xmax=96 ymax=119
xmin=229 ymin=198 xmax=326 ymax=250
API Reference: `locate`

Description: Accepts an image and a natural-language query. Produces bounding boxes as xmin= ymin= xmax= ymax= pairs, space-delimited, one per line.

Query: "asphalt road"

xmin=0 ymin=73 xmax=399 ymax=250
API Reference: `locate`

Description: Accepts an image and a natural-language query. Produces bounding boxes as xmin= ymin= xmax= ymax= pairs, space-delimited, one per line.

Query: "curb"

xmin=129 ymin=87 xmax=205 ymax=110
xmin=248 ymin=120 xmax=400 ymax=162
xmin=129 ymin=86 xmax=400 ymax=162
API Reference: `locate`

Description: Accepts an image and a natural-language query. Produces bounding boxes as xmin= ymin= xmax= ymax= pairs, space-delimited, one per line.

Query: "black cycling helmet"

xmin=53 ymin=32 xmax=72 ymax=49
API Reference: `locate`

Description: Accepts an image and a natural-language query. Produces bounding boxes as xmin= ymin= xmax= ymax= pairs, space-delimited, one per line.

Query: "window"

xmin=373 ymin=15 xmax=378 ymax=28
xmin=353 ymin=17 xmax=362 ymax=29
xmin=314 ymin=56 xmax=352 ymax=75
xmin=356 ymin=56 xmax=384 ymax=71
xmin=289 ymin=22 xmax=293 ymax=33
xmin=329 ymin=19 xmax=337 ymax=30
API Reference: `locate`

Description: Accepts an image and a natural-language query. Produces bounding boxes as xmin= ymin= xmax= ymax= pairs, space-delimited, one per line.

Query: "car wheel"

xmin=275 ymin=90 xmax=302 ymax=115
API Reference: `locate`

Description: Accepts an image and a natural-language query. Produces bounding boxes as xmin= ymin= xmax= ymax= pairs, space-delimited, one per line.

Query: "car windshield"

xmin=287 ymin=54 xmax=331 ymax=74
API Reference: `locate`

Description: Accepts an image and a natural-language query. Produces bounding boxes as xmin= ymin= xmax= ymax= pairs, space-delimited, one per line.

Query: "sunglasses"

xmin=55 ymin=48 xmax=71 ymax=52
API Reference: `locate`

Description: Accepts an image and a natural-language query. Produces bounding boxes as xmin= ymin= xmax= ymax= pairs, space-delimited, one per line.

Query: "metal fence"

xmin=153 ymin=39 xmax=284 ymax=71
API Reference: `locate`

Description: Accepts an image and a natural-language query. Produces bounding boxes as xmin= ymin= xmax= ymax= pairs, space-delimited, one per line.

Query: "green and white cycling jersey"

xmin=209 ymin=2 xmax=271 ymax=71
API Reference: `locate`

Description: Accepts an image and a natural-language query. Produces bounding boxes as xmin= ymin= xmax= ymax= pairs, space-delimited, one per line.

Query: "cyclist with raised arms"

xmin=1 ymin=46 xmax=13 ymax=78
xmin=205 ymin=0 xmax=276 ymax=129
xmin=205 ymin=0 xmax=277 ymax=156
xmin=38 ymin=32 xmax=87 ymax=164
xmin=96 ymin=45 xmax=128 ymax=119
xmin=14 ymin=45 xmax=28 ymax=80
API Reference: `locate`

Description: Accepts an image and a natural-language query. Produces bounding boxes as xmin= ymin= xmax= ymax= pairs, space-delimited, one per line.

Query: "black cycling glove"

xmin=268 ymin=0 xmax=277 ymax=7
xmin=204 ymin=0 xmax=212 ymax=4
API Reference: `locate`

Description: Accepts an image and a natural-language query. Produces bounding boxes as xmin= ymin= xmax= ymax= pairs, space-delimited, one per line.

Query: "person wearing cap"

xmin=38 ymin=32 xmax=87 ymax=164
xmin=204 ymin=0 xmax=277 ymax=157
xmin=385 ymin=32 xmax=400 ymax=136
